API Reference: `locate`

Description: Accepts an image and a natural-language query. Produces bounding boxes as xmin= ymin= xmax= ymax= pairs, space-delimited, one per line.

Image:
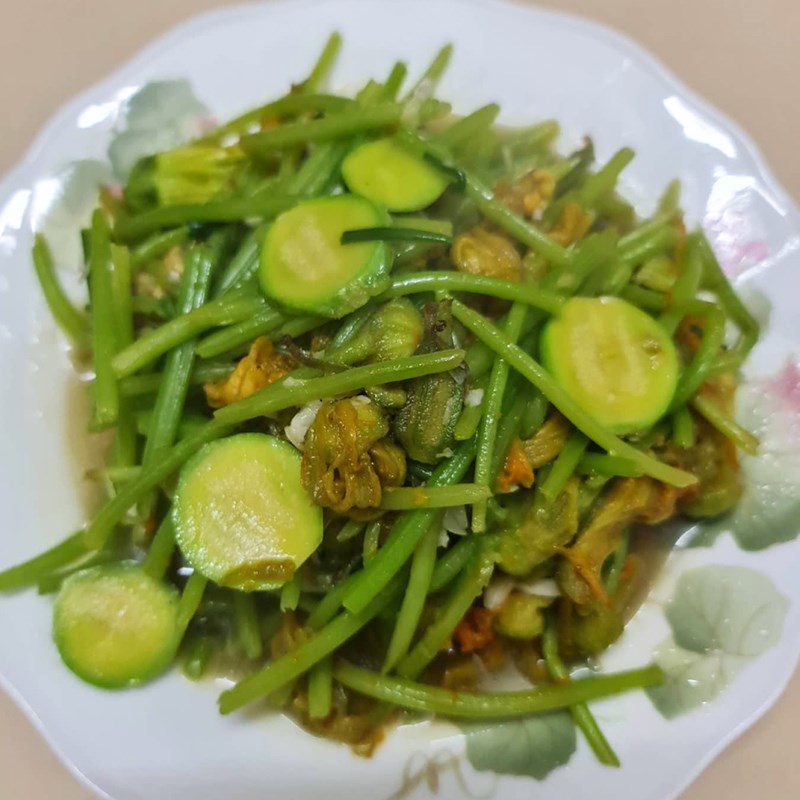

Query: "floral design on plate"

xmin=647 ymin=564 xmax=788 ymax=718
xmin=690 ymin=357 xmax=800 ymax=550
xmin=460 ymin=711 xmax=576 ymax=780
xmin=385 ymin=749 xmax=496 ymax=800
xmin=107 ymin=80 xmax=211 ymax=180
xmin=28 ymin=80 xmax=209 ymax=293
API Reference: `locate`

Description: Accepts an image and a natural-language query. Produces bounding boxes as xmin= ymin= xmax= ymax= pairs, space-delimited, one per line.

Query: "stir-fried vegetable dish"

xmin=1 ymin=34 xmax=761 ymax=766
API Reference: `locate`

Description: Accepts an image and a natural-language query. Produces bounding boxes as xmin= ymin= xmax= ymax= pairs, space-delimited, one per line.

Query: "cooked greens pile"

xmin=1 ymin=34 xmax=760 ymax=764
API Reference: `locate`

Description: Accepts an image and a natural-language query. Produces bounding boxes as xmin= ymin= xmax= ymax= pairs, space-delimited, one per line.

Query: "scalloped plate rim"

xmin=1 ymin=2 xmax=798 ymax=799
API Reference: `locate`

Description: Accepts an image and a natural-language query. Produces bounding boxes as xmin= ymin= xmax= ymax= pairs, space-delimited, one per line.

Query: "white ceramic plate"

xmin=2 ymin=1 xmax=800 ymax=799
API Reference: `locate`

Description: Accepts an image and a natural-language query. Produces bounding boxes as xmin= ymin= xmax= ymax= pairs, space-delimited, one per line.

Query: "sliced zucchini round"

xmin=260 ymin=194 xmax=391 ymax=317
xmin=173 ymin=433 xmax=323 ymax=592
xmin=341 ymin=137 xmax=449 ymax=212
xmin=540 ymin=296 xmax=678 ymax=434
xmin=53 ymin=563 xmax=179 ymax=689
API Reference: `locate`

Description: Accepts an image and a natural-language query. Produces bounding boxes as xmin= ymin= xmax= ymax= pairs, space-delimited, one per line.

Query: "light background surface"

xmin=0 ymin=0 xmax=797 ymax=797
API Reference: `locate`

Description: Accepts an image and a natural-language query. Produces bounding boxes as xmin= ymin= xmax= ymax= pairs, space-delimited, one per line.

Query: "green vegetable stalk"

xmin=333 ymin=661 xmax=663 ymax=718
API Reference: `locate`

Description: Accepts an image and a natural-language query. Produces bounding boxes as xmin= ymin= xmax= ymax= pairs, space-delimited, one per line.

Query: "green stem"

xmin=301 ymin=32 xmax=343 ymax=93
xmin=342 ymin=440 xmax=476 ymax=615
xmin=274 ymin=314 xmax=328 ymax=341
xmin=579 ymin=147 xmax=634 ymax=207
xmin=597 ymin=228 xmax=676 ymax=296
xmin=241 ymin=104 xmax=401 ymax=156
xmin=112 ymin=290 xmax=265 ymax=378
xmin=690 ymin=395 xmax=759 ymax=455
xmin=182 ymin=635 xmax=216 ymax=680
xmin=327 ymin=304 xmax=374 ymax=353
xmin=383 ymin=62 xmax=408 ymax=100
xmin=621 ymin=225 xmax=676 ymax=265
xmin=705 ymin=351 xmax=744 ymax=377
xmin=541 ymin=621 xmax=620 ymax=767
xmin=397 ymin=130 xmax=570 ymax=268
xmin=519 ymin=389 xmax=549 ymax=439
xmin=397 ymin=545 xmax=494 ymax=679
xmin=468 ymin=176 xmax=570 ymax=267
xmin=336 ymin=519 xmax=365 ymax=543
xmin=176 ymin=573 xmax=208 ymax=637
xmin=115 ymin=194 xmax=297 ymax=241
xmin=539 ymin=431 xmax=588 ymax=503
xmin=698 ymin=233 xmax=759 ymax=360
xmin=404 ymin=44 xmax=452 ymax=101
xmin=35 ymin=549 xmax=114 ymax=595
xmin=341 ymin=227 xmax=452 ymax=245
xmin=659 ymin=234 xmax=703 ymax=333
xmin=289 ymin=140 xmax=352 ymax=196
xmin=306 ymin=576 xmax=355 ymax=630
xmin=139 ymin=244 xmax=218 ymax=517
xmin=576 ymin=453 xmax=643 ymax=478
xmin=108 ymin=244 xmax=134 ymax=351
xmin=363 ymin=521 xmax=381 ymax=565
xmin=307 ymin=657 xmax=334 ymax=719
xmin=385 ymin=271 xmax=564 ymax=314
xmin=473 ymin=303 xmax=527 ymax=531
xmin=212 ymin=228 xmax=261 ymax=298
xmin=194 ymin=307 xmax=285 ymax=359
xmin=218 ymin=573 xmax=405 ymax=714
xmin=232 ymin=592 xmax=264 ymax=659
xmin=0 ymin=532 xmax=87 ymax=591
xmin=31 ymin=234 xmax=89 ymax=346
xmin=620 ymin=284 xmax=666 ymax=311
xmin=280 ymin=574 xmax=301 ymax=611
xmin=332 ymin=661 xmax=663 ymax=718
xmin=431 ymin=104 xmax=500 ymax=149
xmin=618 ymin=213 xmax=674 ymax=252
xmin=212 ymin=143 xmax=349 ymax=298
xmin=394 ymin=222 xmax=454 ymax=267
xmin=200 ymin=93 xmax=352 ymax=144
xmin=383 ymin=524 xmax=440 ymax=673
xmin=119 ymin=361 xmax=232 ymax=397
xmin=671 ymin=406 xmax=696 ymax=449
xmin=130 ymin=227 xmax=189 ymax=269
xmin=454 ymin=403 xmax=484 ymax=441
xmin=450 ymin=300 xmax=696 ymax=488
xmin=402 ymin=44 xmax=453 ymax=124
xmin=429 ymin=537 xmax=481 ymax=593
xmin=98 ymin=464 xmax=142 ymax=484
xmin=141 ymin=516 xmax=176 ymax=579
xmin=669 ymin=303 xmax=726 ymax=410
xmin=380 ymin=484 xmax=490 ymax=511
xmin=500 ymin=119 xmax=560 ymax=152
xmin=88 ymin=211 xmax=120 ymax=427
xmin=658 ymin=180 xmax=682 ymax=215
xmin=108 ymin=243 xmax=137 ymax=468
xmin=213 ymin=349 xmax=465 ymax=426
xmin=489 ymin=392 xmax=527 ymax=482
xmin=138 ymin=419 xmax=183 ymax=453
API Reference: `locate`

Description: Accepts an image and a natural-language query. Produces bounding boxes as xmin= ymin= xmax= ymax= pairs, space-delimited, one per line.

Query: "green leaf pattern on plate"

xmin=30 ymin=80 xmax=209 ymax=279
xmin=107 ymin=80 xmax=210 ymax=179
xmin=32 ymin=158 xmax=113 ymax=270
xmin=461 ymin=711 xmax=576 ymax=779
xmin=728 ymin=360 xmax=800 ymax=549
xmin=689 ymin=359 xmax=800 ymax=551
xmin=648 ymin=565 xmax=788 ymax=718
